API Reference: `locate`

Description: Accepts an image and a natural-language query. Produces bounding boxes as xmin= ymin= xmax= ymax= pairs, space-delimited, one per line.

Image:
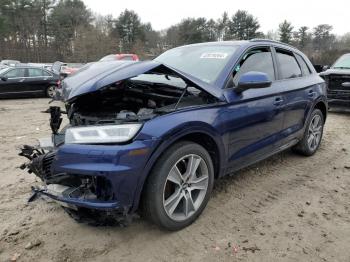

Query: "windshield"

xmin=0 ymin=68 xmax=9 ymax=75
xmin=100 ymin=55 xmax=116 ymax=62
xmin=155 ymin=45 xmax=238 ymax=84
xmin=332 ymin=54 xmax=350 ymax=69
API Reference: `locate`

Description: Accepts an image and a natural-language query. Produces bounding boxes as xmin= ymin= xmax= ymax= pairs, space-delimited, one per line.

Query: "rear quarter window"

xmin=295 ymin=54 xmax=311 ymax=75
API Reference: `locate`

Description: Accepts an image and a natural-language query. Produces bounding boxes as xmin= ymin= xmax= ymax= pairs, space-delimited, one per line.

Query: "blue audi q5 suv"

xmin=20 ymin=39 xmax=327 ymax=230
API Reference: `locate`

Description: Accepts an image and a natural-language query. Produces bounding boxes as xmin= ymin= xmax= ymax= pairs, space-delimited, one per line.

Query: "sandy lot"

xmin=0 ymin=98 xmax=349 ymax=262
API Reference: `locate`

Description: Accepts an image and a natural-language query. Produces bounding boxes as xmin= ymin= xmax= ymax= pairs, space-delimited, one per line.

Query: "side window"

xmin=276 ymin=49 xmax=302 ymax=79
xmin=295 ymin=54 xmax=311 ymax=75
xmin=28 ymin=68 xmax=45 ymax=77
xmin=42 ymin=70 xmax=51 ymax=76
xmin=233 ymin=47 xmax=275 ymax=86
xmin=4 ymin=68 xmax=26 ymax=78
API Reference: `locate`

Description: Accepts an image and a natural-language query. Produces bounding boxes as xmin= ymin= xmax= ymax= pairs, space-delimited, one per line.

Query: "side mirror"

xmin=235 ymin=72 xmax=272 ymax=93
xmin=0 ymin=76 xmax=8 ymax=81
xmin=322 ymin=65 xmax=330 ymax=71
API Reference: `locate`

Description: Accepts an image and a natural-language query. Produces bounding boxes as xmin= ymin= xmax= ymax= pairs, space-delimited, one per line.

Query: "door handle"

xmin=308 ymin=90 xmax=316 ymax=97
xmin=273 ymin=97 xmax=284 ymax=106
xmin=19 ymin=78 xmax=25 ymax=82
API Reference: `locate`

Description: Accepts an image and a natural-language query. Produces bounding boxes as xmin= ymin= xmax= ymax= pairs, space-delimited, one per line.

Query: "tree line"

xmin=0 ymin=0 xmax=349 ymax=65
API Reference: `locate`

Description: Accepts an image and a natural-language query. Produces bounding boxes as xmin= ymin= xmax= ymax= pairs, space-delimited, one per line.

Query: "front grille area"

xmin=328 ymin=74 xmax=350 ymax=91
xmin=42 ymin=152 xmax=56 ymax=178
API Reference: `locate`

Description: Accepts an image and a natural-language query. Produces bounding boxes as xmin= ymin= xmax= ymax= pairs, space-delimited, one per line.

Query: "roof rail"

xmin=250 ymin=39 xmax=296 ymax=49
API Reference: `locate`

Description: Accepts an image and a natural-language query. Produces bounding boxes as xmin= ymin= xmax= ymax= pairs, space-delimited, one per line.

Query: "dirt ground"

xmin=0 ymin=98 xmax=349 ymax=262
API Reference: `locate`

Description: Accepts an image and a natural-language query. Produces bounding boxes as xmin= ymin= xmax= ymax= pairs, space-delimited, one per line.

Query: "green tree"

xmin=177 ymin=18 xmax=217 ymax=45
xmin=227 ymin=10 xmax=260 ymax=40
xmin=313 ymin=24 xmax=335 ymax=51
xmin=278 ymin=20 xmax=294 ymax=44
xmin=297 ymin=26 xmax=309 ymax=48
xmin=216 ymin=12 xmax=229 ymax=41
xmin=114 ymin=9 xmax=144 ymax=52
xmin=49 ymin=0 xmax=92 ymax=60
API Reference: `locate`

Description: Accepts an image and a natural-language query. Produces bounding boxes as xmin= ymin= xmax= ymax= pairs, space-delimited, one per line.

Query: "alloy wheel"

xmin=307 ymin=114 xmax=323 ymax=151
xmin=47 ymin=86 xmax=56 ymax=98
xmin=163 ymin=154 xmax=209 ymax=221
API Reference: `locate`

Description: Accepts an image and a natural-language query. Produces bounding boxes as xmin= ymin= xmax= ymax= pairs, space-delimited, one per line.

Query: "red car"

xmin=99 ymin=54 xmax=139 ymax=62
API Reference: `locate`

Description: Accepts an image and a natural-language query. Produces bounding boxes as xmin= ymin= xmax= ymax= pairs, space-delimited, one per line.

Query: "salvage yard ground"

xmin=0 ymin=98 xmax=349 ymax=262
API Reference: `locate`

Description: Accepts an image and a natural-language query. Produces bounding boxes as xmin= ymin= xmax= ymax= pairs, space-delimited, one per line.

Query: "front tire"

xmin=142 ymin=141 xmax=214 ymax=231
xmin=292 ymin=109 xmax=324 ymax=156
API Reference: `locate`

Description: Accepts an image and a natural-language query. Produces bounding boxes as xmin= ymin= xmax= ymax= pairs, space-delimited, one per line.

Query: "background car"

xmin=27 ymin=63 xmax=53 ymax=71
xmin=99 ymin=53 xmax=139 ymax=62
xmin=320 ymin=53 xmax=350 ymax=109
xmin=0 ymin=66 xmax=60 ymax=98
xmin=51 ymin=61 xmax=84 ymax=78
xmin=1 ymin=59 xmax=20 ymax=67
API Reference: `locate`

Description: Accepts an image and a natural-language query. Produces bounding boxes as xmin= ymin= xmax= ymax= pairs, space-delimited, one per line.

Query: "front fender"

xmin=131 ymin=120 xmax=226 ymax=213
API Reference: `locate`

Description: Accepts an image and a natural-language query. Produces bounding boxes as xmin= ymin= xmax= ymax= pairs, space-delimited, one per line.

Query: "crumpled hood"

xmin=62 ymin=60 xmax=225 ymax=101
xmin=320 ymin=68 xmax=350 ymax=76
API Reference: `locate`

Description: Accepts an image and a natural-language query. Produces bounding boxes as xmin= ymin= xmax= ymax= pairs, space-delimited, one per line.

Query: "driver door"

xmin=0 ymin=68 xmax=27 ymax=96
xmin=222 ymin=46 xmax=286 ymax=171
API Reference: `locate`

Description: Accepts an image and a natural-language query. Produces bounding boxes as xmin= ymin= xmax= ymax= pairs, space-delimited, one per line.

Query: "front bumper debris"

xmin=29 ymin=185 xmax=121 ymax=210
xmin=19 ymin=137 xmax=159 ymax=225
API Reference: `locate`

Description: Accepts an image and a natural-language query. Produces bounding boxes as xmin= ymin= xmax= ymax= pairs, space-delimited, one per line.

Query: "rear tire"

xmin=292 ymin=109 xmax=324 ymax=156
xmin=45 ymin=85 xmax=56 ymax=98
xmin=142 ymin=141 xmax=214 ymax=231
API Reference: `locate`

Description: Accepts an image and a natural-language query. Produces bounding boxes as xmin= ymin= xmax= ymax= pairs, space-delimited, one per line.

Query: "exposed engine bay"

xmin=66 ymin=75 xmax=216 ymax=126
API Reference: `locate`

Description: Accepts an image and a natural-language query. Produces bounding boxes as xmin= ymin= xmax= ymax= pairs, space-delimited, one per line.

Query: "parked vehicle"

xmin=51 ymin=61 xmax=84 ymax=78
xmin=320 ymin=53 xmax=350 ymax=109
xmin=20 ymin=40 xmax=327 ymax=230
xmin=0 ymin=64 xmax=9 ymax=70
xmin=99 ymin=53 xmax=139 ymax=62
xmin=1 ymin=59 xmax=20 ymax=67
xmin=0 ymin=66 xmax=60 ymax=98
xmin=27 ymin=63 xmax=53 ymax=71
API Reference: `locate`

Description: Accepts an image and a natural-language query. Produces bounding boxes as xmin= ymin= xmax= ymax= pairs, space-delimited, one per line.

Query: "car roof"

xmin=175 ymin=39 xmax=302 ymax=53
xmin=9 ymin=65 xmax=49 ymax=69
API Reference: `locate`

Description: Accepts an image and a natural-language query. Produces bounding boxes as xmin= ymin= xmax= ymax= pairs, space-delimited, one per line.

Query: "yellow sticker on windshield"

xmin=200 ymin=53 xmax=228 ymax=59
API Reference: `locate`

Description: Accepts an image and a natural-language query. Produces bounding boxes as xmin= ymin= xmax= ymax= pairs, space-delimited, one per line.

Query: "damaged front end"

xmin=19 ymin=107 xmax=126 ymax=225
xmin=19 ymin=61 xmax=221 ymax=225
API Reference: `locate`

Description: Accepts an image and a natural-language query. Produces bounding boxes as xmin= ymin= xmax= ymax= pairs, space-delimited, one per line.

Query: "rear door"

xmin=0 ymin=68 xmax=27 ymax=95
xmin=26 ymin=68 xmax=52 ymax=93
xmin=223 ymin=46 xmax=286 ymax=171
xmin=272 ymin=48 xmax=313 ymax=142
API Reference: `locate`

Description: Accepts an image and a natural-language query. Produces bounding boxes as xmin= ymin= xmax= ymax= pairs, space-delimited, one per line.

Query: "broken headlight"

xmin=65 ymin=124 xmax=142 ymax=144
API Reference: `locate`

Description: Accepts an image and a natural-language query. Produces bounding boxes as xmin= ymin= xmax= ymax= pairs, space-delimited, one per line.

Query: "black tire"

xmin=142 ymin=141 xmax=214 ymax=231
xmin=292 ymin=109 xmax=324 ymax=156
xmin=63 ymin=207 xmax=125 ymax=227
xmin=45 ymin=85 xmax=56 ymax=98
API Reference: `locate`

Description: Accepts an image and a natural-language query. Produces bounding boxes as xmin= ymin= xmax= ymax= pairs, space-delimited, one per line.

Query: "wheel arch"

xmin=313 ymin=100 xmax=328 ymax=121
xmin=132 ymin=127 xmax=225 ymax=213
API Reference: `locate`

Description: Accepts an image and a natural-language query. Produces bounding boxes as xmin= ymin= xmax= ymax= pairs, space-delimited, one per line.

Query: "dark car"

xmin=320 ymin=53 xmax=350 ymax=109
xmin=0 ymin=66 xmax=60 ymax=98
xmin=20 ymin=40 xmax=327 ymax=231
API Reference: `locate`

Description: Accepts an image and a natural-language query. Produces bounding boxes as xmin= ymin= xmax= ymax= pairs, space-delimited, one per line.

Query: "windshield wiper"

xmin=333 ymin=67 xmax=350 ymax=69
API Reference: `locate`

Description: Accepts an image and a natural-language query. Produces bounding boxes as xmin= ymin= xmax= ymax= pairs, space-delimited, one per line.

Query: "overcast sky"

xmin=82 ymin=0 xmax=349 ymax=35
